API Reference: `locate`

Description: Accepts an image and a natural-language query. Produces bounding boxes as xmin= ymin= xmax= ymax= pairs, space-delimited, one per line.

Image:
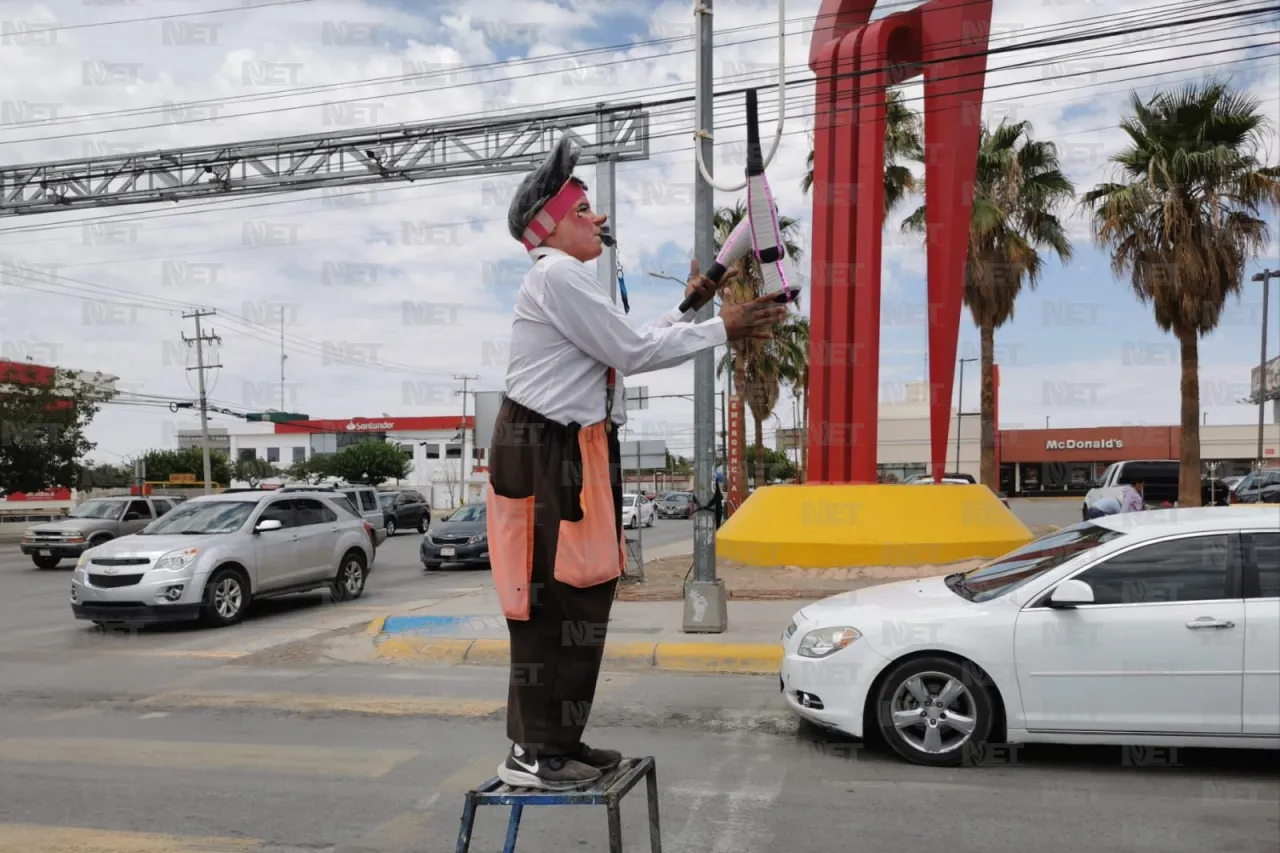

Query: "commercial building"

xmin=184 ymin=414 xmax=481 ymax=508
xmin=834 ymin=382 xmax=1280 ymax=495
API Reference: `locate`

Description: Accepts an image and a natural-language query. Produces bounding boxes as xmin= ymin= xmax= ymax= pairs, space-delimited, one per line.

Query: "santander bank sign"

xmin=1045 ymin=437 xmax=1124 ymax=451
xmin=346 ymin=419 xmax=395 ymax=432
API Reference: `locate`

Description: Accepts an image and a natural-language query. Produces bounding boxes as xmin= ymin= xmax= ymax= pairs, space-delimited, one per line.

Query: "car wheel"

xmin=332 ymin=550 xmax=368 ymax=602
xmin=417 ymin=516 xmax=427 ymax=534
xmin=200 ymin=567 xmax=250 ymax=628
xmin=32 ymin=554 xmax=60 ymax=569
xmin=386 ymin=518 xmax=397 ymax=537
xmin=873 ymin=656 xmax=996 ymax=768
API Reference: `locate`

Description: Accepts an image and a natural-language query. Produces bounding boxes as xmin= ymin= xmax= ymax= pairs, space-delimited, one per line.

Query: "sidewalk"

xmin=369 ymin=586 xmax=819 ymax=676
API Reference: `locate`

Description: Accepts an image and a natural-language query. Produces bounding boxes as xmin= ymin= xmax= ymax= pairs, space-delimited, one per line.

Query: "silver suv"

xmin=280 ymin=483 xmax=387 ymax=549
xmin=69 ymin=490 xmax=375 ymax=628
xmin=22 ymin=496 xmax=180 ymax=569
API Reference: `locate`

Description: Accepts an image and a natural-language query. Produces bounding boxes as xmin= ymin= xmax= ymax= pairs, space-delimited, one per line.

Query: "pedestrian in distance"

xmin=487 ymin=136 xmax=787 ymax=792
xmin=1119 ymin=480 xmax=1145 ymax=513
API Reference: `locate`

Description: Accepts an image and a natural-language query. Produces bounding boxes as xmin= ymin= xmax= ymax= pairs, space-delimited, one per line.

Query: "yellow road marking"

xmin=134 ymin=690 xmax=504 ymax=719
xmin=354 ymin=751 xmax=507 ymax=852
xmin=108 ymin=649 xmax=248 ymax=660
xmin=655 ymin=642 xmax=783 ymax=675
xmin=0 ymin=737 xmax=417 ymax=778
xmin=0 ymin=823 xmax=261 ymax=853
xmin=373 ymin=635 xmax=782 ymax=675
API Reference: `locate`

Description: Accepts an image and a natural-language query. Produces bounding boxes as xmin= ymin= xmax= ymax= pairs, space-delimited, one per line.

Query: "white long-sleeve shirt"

xmin=504 ymin=246 xmax=727 ymax=427
xmin=1119 ymin=484 xmax=1145 ymax=512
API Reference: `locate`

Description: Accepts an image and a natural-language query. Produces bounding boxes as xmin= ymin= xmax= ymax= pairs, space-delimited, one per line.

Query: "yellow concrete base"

xmin=716 ymin=484 xmax=1035 ymax=568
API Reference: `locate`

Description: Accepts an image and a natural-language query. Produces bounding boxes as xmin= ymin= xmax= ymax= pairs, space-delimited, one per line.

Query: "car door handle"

xmin=1186 ymin=618 xmax=1235 ymax=630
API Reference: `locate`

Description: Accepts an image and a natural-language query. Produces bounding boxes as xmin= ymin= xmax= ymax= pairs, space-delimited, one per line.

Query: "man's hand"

xmin=721 ymin=292 xmax=788 ymax=341
xmin=683 ymin=258 xmax=721 ymax=307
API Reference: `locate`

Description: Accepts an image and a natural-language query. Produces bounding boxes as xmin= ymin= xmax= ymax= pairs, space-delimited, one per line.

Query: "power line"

xmin=3 ymin=23 xmax=1272 ymax=242
xmin=3 ymin=7 xmax=1272 ymax=240
xmin=13 ymin=0 xmax=321 ymax=35
xmin=3 ymin=0 xmax=1269 ymax=147
xmin=0 ymin=0 xmax=1028 ymax=132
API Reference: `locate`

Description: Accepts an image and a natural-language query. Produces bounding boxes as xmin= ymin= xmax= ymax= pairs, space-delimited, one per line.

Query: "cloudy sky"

xmin=0 ymin=0 xmax=1277 ymax=466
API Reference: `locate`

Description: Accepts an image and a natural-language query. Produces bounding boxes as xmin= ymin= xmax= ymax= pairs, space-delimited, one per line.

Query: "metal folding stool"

xmin=454 ymin=756 xmax=662 ymax=853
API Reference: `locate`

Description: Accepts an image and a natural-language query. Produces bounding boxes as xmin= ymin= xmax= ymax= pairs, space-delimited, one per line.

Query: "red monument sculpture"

xmin=805 ymin=0 xmax=994 ymax=484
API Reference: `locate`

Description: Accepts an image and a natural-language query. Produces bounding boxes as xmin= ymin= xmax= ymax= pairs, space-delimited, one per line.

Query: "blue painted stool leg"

xmin=502 ymin=802 xmax=524 ymax=853
xmin=455 ymin=793 xmax=478 ymax=853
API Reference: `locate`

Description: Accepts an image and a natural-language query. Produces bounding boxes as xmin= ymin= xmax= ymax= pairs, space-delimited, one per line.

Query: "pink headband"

xmin=521 ymin=180 xmax=586 ymax=251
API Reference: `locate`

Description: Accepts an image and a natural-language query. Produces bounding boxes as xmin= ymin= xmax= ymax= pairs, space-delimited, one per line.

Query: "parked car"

xmin=622 ymin=492 xmax=655 ymax=529
xmin=377 ymin=489 xmax=430 ymax=536
xmin=69 ymin=490 xmax=376 ymax=628
xmin=21 ymin=496 xmax=180 ymax=569
xmin=422 ymin=503 xmax=488 ymax=570
xmin=280 ymin=483 xmax=387 ymax=548
xmin=904 ymin=472 xmax=976 ymax=484
xmin=779 ymin=506 xmax=1279 ymax=767
xmin=909 ymin=478 xmax=1011 ymax=508
xmin=656 ymin=492 xmax=694 ymax=519
xmin=1230 ymin=469 xmax=1280 ymax=505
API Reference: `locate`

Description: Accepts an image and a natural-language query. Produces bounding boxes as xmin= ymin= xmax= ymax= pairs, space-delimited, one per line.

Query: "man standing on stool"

xmin=488 ymin=137 xmax=786 ymax=791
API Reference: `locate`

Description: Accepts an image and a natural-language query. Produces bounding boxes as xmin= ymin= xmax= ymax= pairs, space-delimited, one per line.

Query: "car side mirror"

xmin=255 ymin=519 xmax=283 ymax=533
xmin=1048 ymin=579 xmax=1095 ymax=609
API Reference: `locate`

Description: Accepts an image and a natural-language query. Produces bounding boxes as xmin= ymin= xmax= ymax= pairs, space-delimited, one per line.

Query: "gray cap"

xmin=507 ymin=135 xmax=588 ymax=244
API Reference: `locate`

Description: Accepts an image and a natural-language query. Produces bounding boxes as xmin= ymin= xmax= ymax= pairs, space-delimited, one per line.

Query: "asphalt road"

xmin=4 ymin=505 xmax=1274 ymax=853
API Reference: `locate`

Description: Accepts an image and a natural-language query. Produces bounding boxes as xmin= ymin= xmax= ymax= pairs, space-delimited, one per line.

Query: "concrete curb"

xmin=372 ymin=630 xmax=783 ymax=676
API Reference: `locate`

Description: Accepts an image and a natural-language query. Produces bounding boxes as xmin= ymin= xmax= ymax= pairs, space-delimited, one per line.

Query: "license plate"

xmin=440 ymin=547 xmax=455 ymax=557
xmin=38 ymin=550 xmax=50 ymax=557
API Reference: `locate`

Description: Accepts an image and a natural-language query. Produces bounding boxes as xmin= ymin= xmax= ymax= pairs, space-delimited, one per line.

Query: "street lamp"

xmin=1250 ymin=268 xmax=1277 ymax=465
xmin=955 ymin=358 xmax=978 ymax=475
xmin=649 ymin=270 xmax=721 ymax=310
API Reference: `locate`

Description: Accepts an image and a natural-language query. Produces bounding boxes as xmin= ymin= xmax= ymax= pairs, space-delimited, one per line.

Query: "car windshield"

xmin=138 ymin=500 xmax=256 ymax=535
xmin=447 ymin=505 xmax=485 ymax=522
xmin=946 ymin=522 xmax=1127 ymax=603
xmin=69 ymin=500 xmax=124 ymax=519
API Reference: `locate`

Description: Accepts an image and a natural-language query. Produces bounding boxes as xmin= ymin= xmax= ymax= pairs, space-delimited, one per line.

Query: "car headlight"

xmin=798 ymin=626 xmax=861 ymax=658
xmin=468 ymin=532 xmax=486 ymax=544
xmin=154 ymin=547 xmax=200 ymax=572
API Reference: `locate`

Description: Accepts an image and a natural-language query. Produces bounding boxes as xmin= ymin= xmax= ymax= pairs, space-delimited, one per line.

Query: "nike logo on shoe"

xmin=512 ymin=754 xmax=539 ymax=774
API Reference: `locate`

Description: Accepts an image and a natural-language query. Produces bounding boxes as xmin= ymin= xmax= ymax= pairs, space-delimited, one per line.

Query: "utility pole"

xmin=685 ymin=0 xmax=726 ymax=633
xmin=454 ymin=374 xmax=478 ymax=506
xmin=182 ymin=309 xmax=221 ymax=495
xmin=1252 ymin=269 xmax=1277 ymax=465
xmin=279 ymin=314 xmax=287 ymax=412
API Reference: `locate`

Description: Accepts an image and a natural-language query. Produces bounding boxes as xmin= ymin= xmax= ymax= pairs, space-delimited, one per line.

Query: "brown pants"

xmin=487 ymin=396 xmax=623 ymax=756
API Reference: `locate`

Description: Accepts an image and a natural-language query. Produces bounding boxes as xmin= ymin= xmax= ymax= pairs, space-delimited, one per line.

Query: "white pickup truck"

xmin=1081 ymin=459 xmax=1180 ymax=520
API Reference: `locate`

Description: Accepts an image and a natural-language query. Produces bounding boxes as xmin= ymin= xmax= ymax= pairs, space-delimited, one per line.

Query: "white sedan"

xmin=621 ymin=492 xmax=655 ymax=529
xmin=780 ymin=506 xmax=1280 ymax=766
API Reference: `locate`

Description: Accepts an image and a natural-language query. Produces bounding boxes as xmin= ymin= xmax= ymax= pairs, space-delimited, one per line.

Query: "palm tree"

xmin=774 ymin=315 xmax=810 ymax=481
xmin=1082 ymin=79 xmax=1280 ymax=506
xmin=802 ymin=87 xmax=925 ymax=219
xmin=711 ymin=200 xmax=803 ymax=491
xmin=903 ymin=119 xmax=1075 ymax=489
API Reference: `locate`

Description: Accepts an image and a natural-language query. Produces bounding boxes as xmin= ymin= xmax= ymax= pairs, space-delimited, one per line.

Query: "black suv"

xmin=377 ymin=489 xmax=430 ymax=536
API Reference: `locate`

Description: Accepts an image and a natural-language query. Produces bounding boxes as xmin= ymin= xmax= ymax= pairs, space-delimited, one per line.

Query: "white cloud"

xmin=0 ymin=0 xmax=1277 ymax=467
